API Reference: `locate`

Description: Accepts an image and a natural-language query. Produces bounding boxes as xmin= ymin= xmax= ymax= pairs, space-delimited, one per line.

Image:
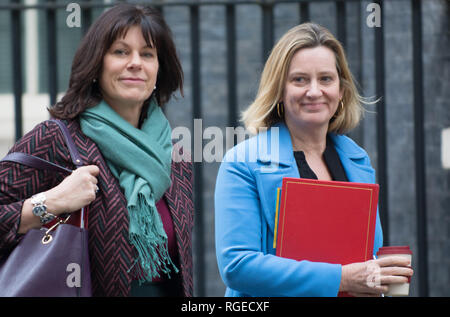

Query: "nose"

xmin=306 ymin=79 xmax=323 ymax=98
xmin=127 ymin=51 xmax=142 ymax=70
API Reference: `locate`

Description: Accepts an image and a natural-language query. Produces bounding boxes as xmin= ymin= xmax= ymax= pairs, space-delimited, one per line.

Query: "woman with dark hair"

xmin=0 ymin=4 xmax=193 ymax=297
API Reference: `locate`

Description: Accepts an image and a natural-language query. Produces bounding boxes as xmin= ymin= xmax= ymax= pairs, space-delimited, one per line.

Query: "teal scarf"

xmin=79 ymin=99 xmax=178 ymax=283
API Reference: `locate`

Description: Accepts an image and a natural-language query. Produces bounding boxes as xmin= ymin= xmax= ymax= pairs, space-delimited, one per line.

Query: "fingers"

xmin=86 ymin=166 xmax=100 ymax=193
xmin=365 ymin=258 xmax=413 ymax=295
xmin=48 ymin=164 xmax=100 ymax=214
xmin=380 ymin=275 xmax=409 ymax=285
xmin=74 ymin=166 xmax=99 ymax=186
xmin=342 ymin=258 xmax=413 ymax=297
xmin=89 ymin=175 xmax=98 ymax=185
xmin=79 ymin=165 xmax=100 ymax=176
xmin=376 ymin=256 xmax=411 ymax=268
xmin=357 ymin=284 xmax=388 ymax=296
xmin=363 ymin=284 xmax=389 ymax=295
xmin=71 ymin=165 xmax=100 ymax=196
xmin=349 ymin=292 xmax=385 ymax=297
xmin=380 ymin=266 xmax=413 ymax=278
xmin=85 ymin=166 xmax=100 ymax=194
xmin=375 ymin=256 xmax=414 ymax=281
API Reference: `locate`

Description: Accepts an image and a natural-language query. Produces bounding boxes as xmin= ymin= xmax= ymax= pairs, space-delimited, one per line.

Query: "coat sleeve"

xmin=0 ymin=121 xmax=70 ymax=254
xmin=214 ymin=150 xmax=342 ymax=297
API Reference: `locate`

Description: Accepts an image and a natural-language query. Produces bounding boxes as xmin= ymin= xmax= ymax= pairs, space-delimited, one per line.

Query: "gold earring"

xmin=336 ymin=99 xmax=344 ymax=116
xmin=277 ymin=102 xmax=284 ymax=118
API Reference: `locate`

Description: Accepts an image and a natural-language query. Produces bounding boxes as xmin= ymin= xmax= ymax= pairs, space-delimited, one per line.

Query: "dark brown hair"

xmin=49 ymin=3 xmax=183 ymax=119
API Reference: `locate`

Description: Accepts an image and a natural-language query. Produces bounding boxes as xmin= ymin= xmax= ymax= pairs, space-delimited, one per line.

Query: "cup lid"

xmin=376 ymin=245 xmax=412 ymax=256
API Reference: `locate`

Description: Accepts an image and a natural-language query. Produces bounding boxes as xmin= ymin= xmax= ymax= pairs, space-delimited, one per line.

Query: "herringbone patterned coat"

xmin=0 ymin=119 xmax=194 ymax=296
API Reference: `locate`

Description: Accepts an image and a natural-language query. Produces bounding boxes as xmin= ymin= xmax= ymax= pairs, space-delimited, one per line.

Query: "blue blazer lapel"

xmin=329 ymin=134 xmax=376 ymax=184
xmin=255 ymin=122 xmax=297 ymax=171
xmin=253 ymin=123 xmax=298 ymax=238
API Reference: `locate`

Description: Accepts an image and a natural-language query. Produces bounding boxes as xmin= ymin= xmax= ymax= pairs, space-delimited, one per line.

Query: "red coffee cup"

xmin=376 ymin=246 xmax=412 ymax=296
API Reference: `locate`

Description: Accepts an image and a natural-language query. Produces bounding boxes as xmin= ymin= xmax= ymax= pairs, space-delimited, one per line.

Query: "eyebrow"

xmin=289 ymin=70 xmax=337 ymax=76
xmin=111 ymin=40 xmax=154 ymax=49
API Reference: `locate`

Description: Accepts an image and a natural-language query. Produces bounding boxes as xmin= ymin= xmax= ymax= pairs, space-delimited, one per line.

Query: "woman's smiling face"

xmin=282 ymin=45 xmax=343 ymax=132
xmin=99 ymin=25 xmax=159 ymax=110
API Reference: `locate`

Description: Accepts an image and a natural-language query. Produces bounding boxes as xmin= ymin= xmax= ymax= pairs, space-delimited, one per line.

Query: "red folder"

xmin=274 ymin=177 xmax=379 ymax=265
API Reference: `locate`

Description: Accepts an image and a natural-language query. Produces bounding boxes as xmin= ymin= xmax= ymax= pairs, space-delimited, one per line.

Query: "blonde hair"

xmin=242 ymin=22 xmax=367 ymax=135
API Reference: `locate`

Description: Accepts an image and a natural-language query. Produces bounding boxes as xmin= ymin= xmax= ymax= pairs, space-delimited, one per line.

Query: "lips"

xmin=120 ymin=77 xmax=145 ymax=83
xmin=301 ymin=102 xmax=327 ymax=108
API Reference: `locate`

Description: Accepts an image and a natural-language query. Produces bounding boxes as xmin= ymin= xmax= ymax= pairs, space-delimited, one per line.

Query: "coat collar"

xmin=255 ymin=122 xmax=295 ymax=167
xmin=254 ymin=122 xmax=375 ymax=183
xmin=329 ymin=133 xmax=367 ymax=160
xmin=330 ymin=133 xmax=375 ymax=183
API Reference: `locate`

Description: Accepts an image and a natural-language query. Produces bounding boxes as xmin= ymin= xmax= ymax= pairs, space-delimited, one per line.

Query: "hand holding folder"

xmin=274 ymin=177 xmax=379 ymax=265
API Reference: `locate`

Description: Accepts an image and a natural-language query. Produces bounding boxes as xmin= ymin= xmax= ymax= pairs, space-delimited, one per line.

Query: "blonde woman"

xmin=214 ymin=23 xmax=412 ymax=297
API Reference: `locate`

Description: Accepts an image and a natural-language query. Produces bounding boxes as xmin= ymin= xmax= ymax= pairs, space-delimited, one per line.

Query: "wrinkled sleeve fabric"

xmin=214 ymin=151 xmax=342 ymax=297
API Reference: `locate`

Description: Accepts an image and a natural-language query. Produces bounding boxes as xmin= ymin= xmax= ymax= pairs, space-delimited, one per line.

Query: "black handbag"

xmin=0 ymin=119 xmax=92 ymax=297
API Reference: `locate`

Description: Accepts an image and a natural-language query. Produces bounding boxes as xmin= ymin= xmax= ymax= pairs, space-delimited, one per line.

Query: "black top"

xmin=293 ymin=135 xmax=348 ymax=182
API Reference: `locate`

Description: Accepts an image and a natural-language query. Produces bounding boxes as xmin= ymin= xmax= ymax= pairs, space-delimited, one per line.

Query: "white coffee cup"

xmin=376 ymin=246 xmax=412 ymax=296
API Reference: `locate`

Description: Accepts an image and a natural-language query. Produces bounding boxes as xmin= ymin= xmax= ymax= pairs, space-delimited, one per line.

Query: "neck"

xmin=104 ymin=98 xmax=143 ymax=128
xmin=287 ymin=123 xmax=328 ymax=156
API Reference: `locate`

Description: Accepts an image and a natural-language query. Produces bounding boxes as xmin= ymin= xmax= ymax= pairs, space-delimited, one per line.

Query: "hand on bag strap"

xmin=49 ymin=120 xmax=88 ymax=227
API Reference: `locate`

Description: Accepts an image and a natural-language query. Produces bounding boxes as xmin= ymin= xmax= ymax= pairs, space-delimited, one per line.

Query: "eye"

xmin=141 ymin=51 xmax=155 ymax=58
xmin=113 ymin=49 xmax=128 ymax=56
xmin=293 ymin=76 xmax=307 ymax=84
xmin=320 ymin=76 xmax=334 ymax=83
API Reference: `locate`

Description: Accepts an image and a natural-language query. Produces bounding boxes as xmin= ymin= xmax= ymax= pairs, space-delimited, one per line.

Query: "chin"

xmin=119 ymin=94 xmax=149 ymax=103
xmin=300 ymin=114 xmax=333 ymax=124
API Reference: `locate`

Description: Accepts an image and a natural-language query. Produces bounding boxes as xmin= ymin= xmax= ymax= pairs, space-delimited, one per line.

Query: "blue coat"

xmin=214 ymin=122 xmax=383 ymax=297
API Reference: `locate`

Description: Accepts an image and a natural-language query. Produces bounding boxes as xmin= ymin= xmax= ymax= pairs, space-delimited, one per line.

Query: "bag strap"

xmin=50 ymin=119 xmax=84 ymax=168
xmin=2 ymin=152 xmax=72 ymax=174
xmin=48 ymin=120 xmax=88 ymax=227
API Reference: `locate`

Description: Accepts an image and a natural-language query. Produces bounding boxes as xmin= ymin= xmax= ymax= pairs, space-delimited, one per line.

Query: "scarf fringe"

xmin=127 ymin=193 xmax=178 ymax=284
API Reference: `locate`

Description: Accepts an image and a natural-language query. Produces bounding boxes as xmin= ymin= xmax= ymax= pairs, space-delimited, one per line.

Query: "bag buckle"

xmin=41 ymin=214 xmax=71 ymax=245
